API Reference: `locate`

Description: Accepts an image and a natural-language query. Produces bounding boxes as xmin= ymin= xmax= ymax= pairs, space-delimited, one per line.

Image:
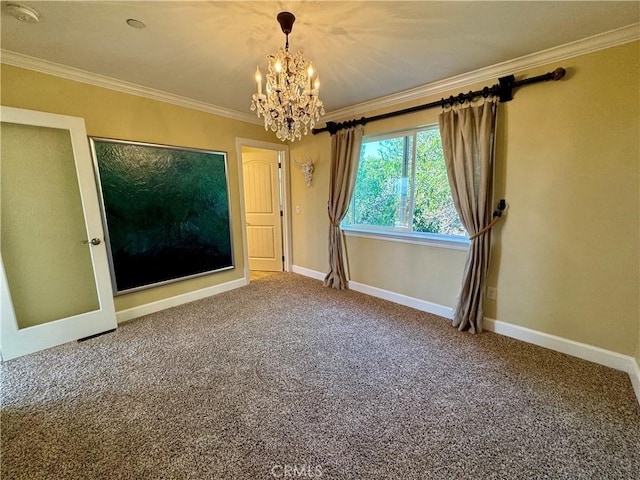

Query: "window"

xmin=344 ymin=126 xmax=467 ymax=243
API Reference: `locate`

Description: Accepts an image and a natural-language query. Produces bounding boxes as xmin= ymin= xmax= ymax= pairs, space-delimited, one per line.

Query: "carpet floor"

xmin=1 ymin=272 xmax=639 ymax=479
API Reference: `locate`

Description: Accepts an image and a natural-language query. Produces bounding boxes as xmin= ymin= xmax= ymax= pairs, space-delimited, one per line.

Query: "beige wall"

xmin=1 ymin=64 xmax=274 ymax=313
xmin=2 ymin=41 xmax=638 ymax=358
xmin=291 ymin=41 xmax=640 ymax=357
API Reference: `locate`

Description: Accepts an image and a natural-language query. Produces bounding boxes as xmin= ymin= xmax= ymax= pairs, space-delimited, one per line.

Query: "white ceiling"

xmin=1 ymin=1 xmax=639 ymax=117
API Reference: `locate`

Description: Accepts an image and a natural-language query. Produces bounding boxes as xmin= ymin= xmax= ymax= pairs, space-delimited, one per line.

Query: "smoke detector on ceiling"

xmin=6 ymin=3 xmax=39 ymax=23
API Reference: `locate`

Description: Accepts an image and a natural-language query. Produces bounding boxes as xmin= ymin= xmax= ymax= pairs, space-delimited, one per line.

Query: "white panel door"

xmin=242 ymin=151 xmax=283 ymax=272
xmin=0 ymin=106 xmax=117 ymax=360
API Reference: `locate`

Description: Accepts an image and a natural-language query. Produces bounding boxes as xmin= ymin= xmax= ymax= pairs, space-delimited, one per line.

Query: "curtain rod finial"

xmin=553 ymin=67 xmax=566 ymax=81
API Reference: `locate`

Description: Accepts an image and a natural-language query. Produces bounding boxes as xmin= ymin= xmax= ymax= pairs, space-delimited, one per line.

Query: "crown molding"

xmin=323 ymin=23 xmax=640 ymax=122
xmin=2 ymin=23 xmax=638 ymax=125
xmin=0 ymin=50 xmax=262 ymax=125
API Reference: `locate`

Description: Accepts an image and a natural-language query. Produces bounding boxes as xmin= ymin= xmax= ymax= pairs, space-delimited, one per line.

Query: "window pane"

xmin=351 ymin=136 xmax=410 ymax=228
xmin=412 ymin=129 xmax=466 ymax=236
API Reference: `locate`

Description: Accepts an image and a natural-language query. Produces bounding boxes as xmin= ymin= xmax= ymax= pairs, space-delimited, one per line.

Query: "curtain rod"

xmin=312 ymin=67 xmax=566 ymax=136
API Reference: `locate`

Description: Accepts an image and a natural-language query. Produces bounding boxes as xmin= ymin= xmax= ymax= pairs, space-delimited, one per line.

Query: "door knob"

xmin=82 ymin=238 xmax=101 ymax=246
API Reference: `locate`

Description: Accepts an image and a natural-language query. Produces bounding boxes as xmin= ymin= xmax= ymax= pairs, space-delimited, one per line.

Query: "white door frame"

xmin=235 ymin=138 xmax=291 ymax=281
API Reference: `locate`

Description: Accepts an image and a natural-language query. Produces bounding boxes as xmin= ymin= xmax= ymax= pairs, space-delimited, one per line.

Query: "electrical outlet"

xmin=486 ymin=287 xmax=497 ymax=300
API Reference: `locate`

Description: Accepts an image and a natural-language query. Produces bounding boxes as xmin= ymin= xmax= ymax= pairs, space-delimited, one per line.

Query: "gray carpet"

xmin=1 ymin=272 xmax=639 ymax=479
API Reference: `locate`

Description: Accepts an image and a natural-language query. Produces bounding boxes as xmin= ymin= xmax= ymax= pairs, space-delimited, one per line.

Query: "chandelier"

xmin=251 ymin=12 xmax=325 ymax=142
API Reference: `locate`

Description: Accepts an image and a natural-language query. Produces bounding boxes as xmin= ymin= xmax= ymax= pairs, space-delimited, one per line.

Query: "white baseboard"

xmin=116 ymin=277 xmax=248 ymax=323
xmin=484 ymin=318 xmax=640 ymax=405
xmin=291 ymin=264 xmax=639 ymax=404
xmin=348 ymin=281 xmax=454 ymax=319
xmin=291 ymin=265 xmax=453 ymax=319
xmin=483 ymin=318 xmax=634 ymax=371
xmin=630 ymin=357 xmax=640 ymax=405
xmin=291 ymin=265 xmax=326 ymax=281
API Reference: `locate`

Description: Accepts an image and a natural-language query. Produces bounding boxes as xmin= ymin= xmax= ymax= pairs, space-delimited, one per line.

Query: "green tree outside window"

xmin=345 ymin=127 xmax=465 ymax=238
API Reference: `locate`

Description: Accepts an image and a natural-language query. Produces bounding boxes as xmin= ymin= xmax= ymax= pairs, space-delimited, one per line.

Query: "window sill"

xmin=342 ymin=226 xmax=470 ymax=251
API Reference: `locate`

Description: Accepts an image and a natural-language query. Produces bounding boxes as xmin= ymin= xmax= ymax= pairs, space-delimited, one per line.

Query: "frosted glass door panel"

xmin=1 ymin=122 xmax=99 ymax=329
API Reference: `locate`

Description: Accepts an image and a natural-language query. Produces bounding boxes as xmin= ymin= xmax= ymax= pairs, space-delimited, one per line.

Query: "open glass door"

xmin=0 ymin=107 xmax=116 ymax=360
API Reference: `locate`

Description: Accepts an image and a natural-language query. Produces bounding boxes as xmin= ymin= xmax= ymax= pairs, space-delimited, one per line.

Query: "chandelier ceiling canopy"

xmin=251 ymin=12 xmax=325 ymax=142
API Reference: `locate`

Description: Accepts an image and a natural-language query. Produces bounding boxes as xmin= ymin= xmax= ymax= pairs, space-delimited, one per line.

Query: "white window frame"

xmin=343 ymin=125 xmax=469 ymax=250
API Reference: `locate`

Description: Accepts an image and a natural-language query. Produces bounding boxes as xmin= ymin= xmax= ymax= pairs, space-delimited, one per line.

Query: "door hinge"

xmin=282 ymin=256 xmax=285 ymax=262
xmin=278 ymin=161 xmax=282 ymax=169
xmin=280 ymin=210 xmax=283 ymax=217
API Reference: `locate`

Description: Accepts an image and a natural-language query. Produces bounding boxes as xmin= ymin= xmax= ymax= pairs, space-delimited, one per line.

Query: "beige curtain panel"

xmin=324 ymin=126 xmax=364 ymax=290
xmin=439 ymin=99 xmax=497 ymax=333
